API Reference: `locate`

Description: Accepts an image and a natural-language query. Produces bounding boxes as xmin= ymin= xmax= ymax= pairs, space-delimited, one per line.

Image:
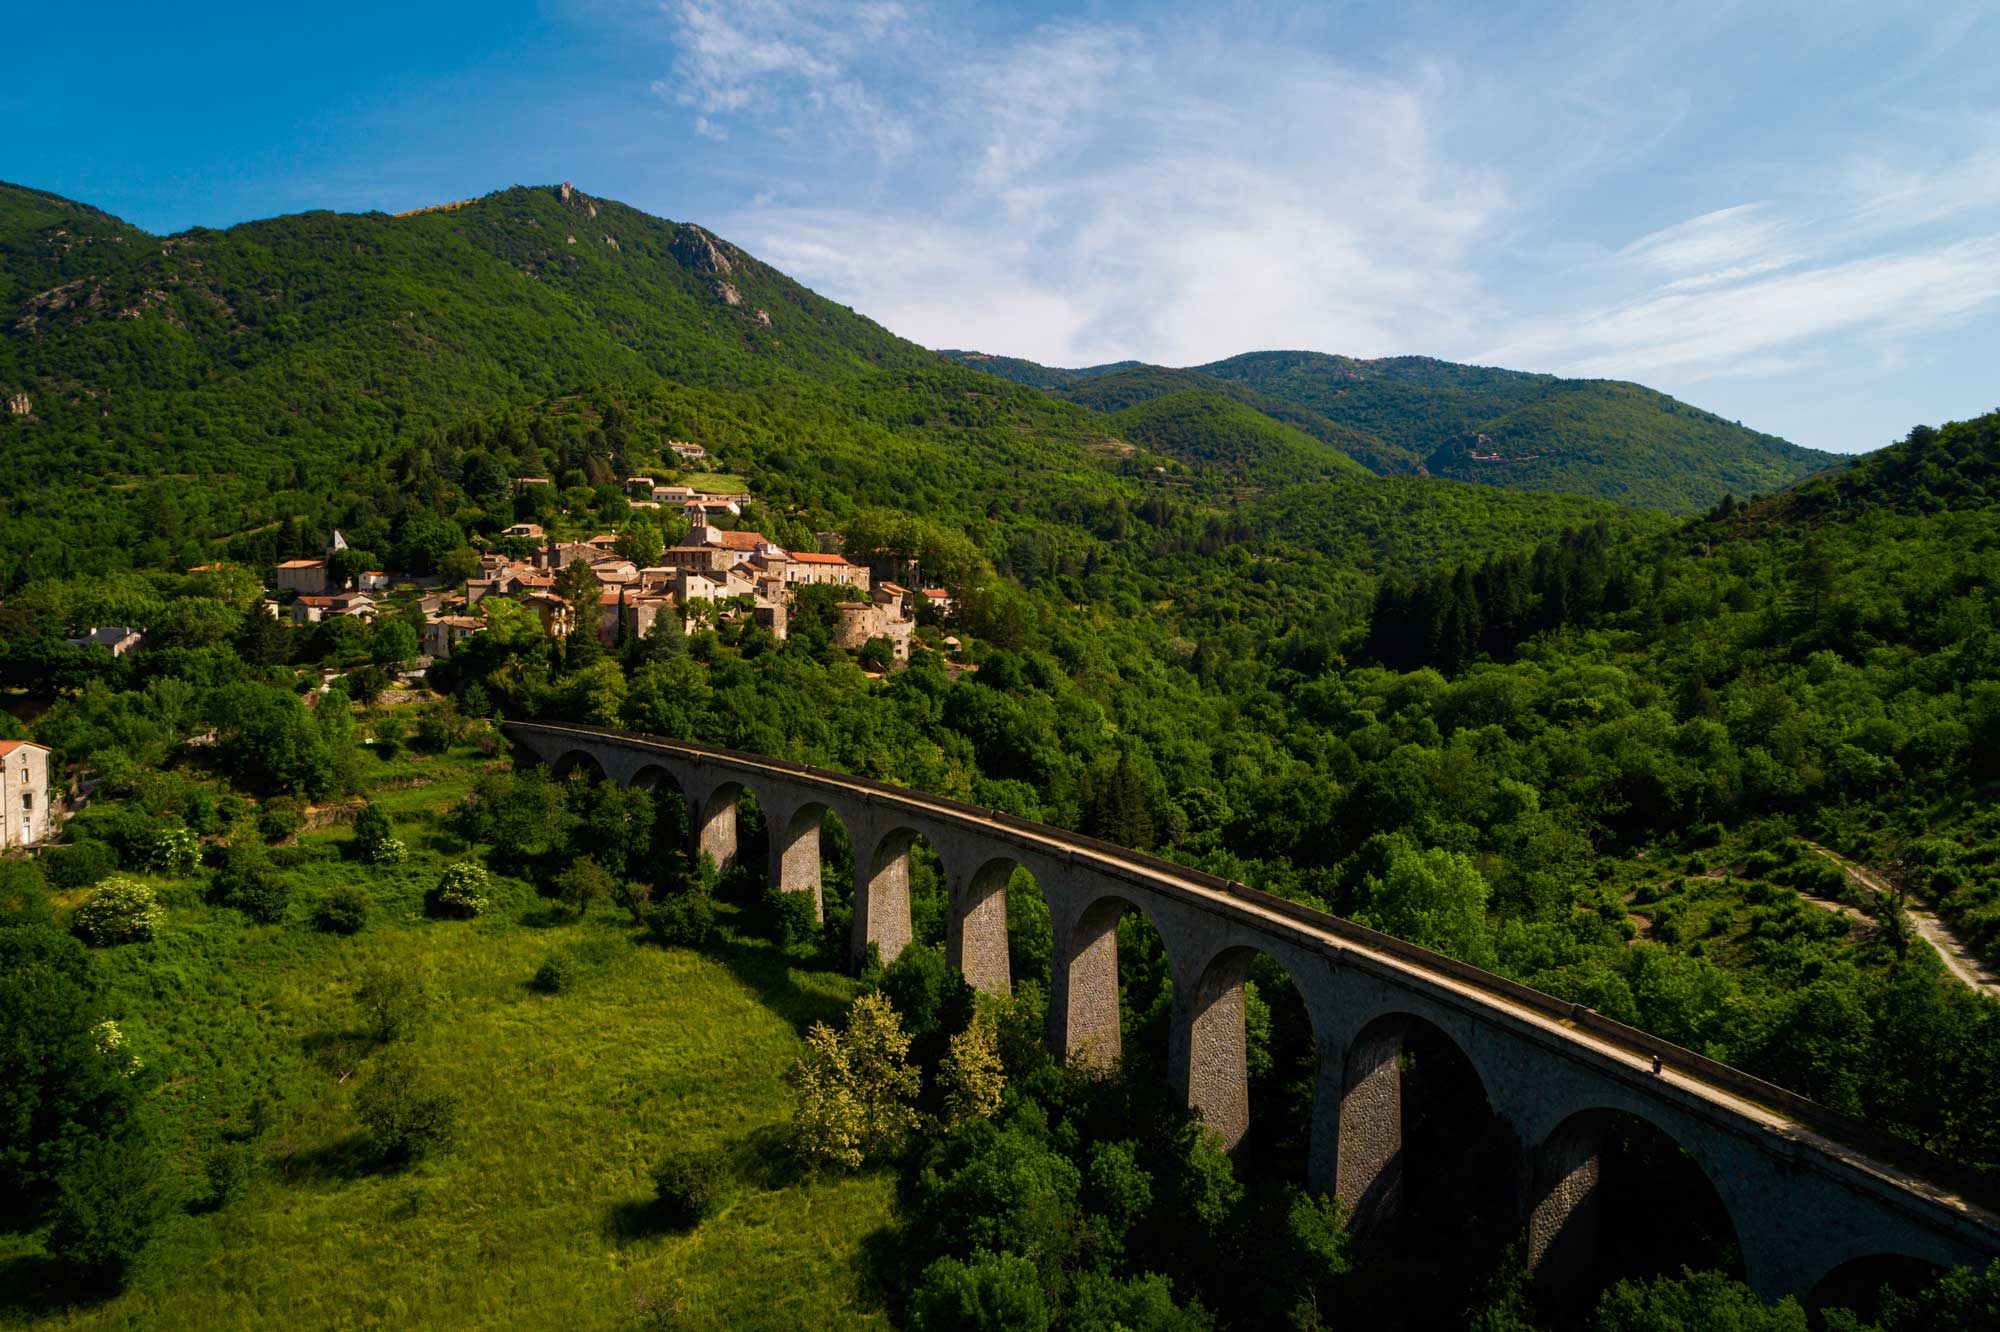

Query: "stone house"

xmin=621 ymin=595 xmax=681 ymax=642
xmin=0 ymin=740 xmax=52 ymax=849
xmin=274 ymin=558 xmax=336 ymax=594
xmin=358 ymin=570 xmax=391 ymax=593
xmin=669 ymin=441 xmax=707 ymax=461
xmin=785 ymin=551 xmax=871 ymax=593
xmin=921 ymin=587 xmax=954 ymax=616
xmin=834 ymin=599 xmax=914 ymax=663
xmin=706 ymin=527 xmax=783 ymax=566
xmin=290 ymin=593 xmax=378 ymax=625
xmin=422 ymin=615 xmax=484 ymax=659
xmin=503 ymin=522 xmax=545 ymax=539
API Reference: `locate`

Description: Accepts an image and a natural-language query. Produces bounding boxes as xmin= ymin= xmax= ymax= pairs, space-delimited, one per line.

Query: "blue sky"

xmin=9 ymin=1 xmax=1998 ymax=454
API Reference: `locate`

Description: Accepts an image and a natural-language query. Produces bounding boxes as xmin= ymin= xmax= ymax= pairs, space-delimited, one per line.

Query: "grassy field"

xmin=5 ymin=743 xmax=892 ymax=1332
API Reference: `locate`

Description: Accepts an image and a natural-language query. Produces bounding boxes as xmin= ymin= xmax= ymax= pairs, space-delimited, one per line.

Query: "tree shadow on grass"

xmin=516 ymin=905 xmax=575 ymax=929
xmin=730 ymin=1122 xmax=810 ymax=1192
xmin=605 ymin=1197 xmax=684 ymax=1243
xmin=0 ymin=1253 xmax=121 ymax=1320
xmin=275 ymin=1131 xmax=409 ymax=1184
xmin=706 ymin=932 xmax=852 ymax=1036
xmin=300 ymin=1028 xmax=374 ymax=1081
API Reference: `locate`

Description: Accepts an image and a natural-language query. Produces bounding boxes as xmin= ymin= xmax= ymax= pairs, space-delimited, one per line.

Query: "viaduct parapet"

xmin=503 ymin=721 xmax=2000 ymax=1300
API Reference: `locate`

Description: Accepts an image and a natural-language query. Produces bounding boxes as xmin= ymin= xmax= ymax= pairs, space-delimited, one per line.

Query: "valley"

xmin=2 ymin=180 xmax=1997 ymax=1332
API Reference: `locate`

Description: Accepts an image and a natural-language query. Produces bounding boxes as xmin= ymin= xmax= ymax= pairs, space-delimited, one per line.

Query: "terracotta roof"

xmin=277 ymin=559 xmax=324 ymax=569
xmin=879 ymin=582 xmax=910 ymax=594
xmin=0 ymin=740 xmax=49 ymax=755
xmin=791 ymin=552 xmax=858 ymax=566
xmin=922 ymin=588 xmax=949 ymax=598
xmin=704 ymin=530 xmax=769 ymax=551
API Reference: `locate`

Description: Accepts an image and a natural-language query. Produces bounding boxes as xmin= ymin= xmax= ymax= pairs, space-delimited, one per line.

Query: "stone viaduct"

xmin=505 ymin=721 xmax=2000 ymax=1300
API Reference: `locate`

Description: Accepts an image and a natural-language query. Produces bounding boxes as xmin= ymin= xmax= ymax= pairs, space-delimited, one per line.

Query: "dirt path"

xmin=1805 ymin=843 xmax=2000 ymax=993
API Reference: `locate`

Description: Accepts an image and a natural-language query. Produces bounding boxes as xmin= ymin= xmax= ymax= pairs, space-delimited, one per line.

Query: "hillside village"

xmin=260 ymin=466 xmax=955 ymax=677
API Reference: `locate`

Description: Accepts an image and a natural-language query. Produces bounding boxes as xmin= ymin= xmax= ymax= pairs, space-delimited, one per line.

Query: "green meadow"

xmin=5 ymin=745 xmax=889 ymax=1332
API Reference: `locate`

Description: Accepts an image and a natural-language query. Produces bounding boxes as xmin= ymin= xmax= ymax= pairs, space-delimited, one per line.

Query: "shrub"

xmin=355 ymin=960 xmax=430 ymax=1041
xmin=650 ymin=1147 xmax=722 ymax=1228
xmin=351 ymin=804 xmax=408 ymax=864
xmin=555 ymin=857 xmax=614 ymax=918
xmin=941 ymin=1018 xmax=1006 ymax=1128
xmin=46 ymin=1137 xmax=173 ymax=1283
xmin=92 ymin=1019 xmax=145 ymax=1079
xmin=143 ymin=825 xmax=200 ymax=876
xmin=0 ymin=859 xmax=52 ymax=926
xmin=197 ymin=1142 xmax=252 ymax=1212
xmin=646 ymin=891 xmax=716 ymax=947
xmin=530 ymin=956 xmax=575 ymax=994
xmin=258 ymin=797 xmax=306 ymax=845
xmin=789 ymin=992 xmax=921 ymax=1170
xmin=314 ymin=885 xmax=371 ymax=934
xmin=428 ymin=861 xmax=490 ymax=918
xmin=613 ymin=877 xmax=655 ymax=924
xmin=759 ymin=885 xmax=819 ymax=950
xmin=355 ymin=1052 xmax=458 ymax=1162
xmin=216 ymin=847 xmax=291 ymax=924
xmin=234 ymin=860 xmax=292 ymax=924
xmin=46 ymin=839 xmax=116 ymax=891
xmin=907 ymin=1252 xmax=1049 ymax=1332
xmin=72 ymin=878 xmax=164 ymax=945
xmin=414 ymin=710 xmax=464 ymax=754
xmin=1742 ymin=849 xmax=1786 ymax=878
xmin=353 ymin=801 xmax=393 ymax=851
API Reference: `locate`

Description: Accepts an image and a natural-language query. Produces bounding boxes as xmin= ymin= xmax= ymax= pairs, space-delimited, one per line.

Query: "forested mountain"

xmin=6 ymin=177 xmax=1998 ymax=1330
xmin=1104 ymin=390 xmax=1371 ymax=484
xmin=1059 ymin=364 xmax=1420 ymax=475
xmin=0 ymin=180 xmax=928 ymax=576
xmin=941 ymin=346 xmax=1842 ymax=512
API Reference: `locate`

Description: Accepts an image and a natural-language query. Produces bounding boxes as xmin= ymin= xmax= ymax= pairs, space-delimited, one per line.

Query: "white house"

xmin=66 ymin=626 xmax=144 ymax=656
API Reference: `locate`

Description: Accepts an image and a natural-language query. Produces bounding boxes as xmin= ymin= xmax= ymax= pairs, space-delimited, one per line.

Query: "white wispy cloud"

xmin=653 ymin=0 xmax=920 ymax=159
xmin=688 ymin=15 xmax=1505 ymax=366
xmin=644 ymin=0 xmax=2000 ymax=448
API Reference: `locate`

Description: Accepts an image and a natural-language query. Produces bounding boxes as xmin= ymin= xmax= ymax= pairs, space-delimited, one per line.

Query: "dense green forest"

xmin=2 ymin=180 xmax=1996 ymax=1329
xmin=943 ymin=347 xmax=1839 ymax=512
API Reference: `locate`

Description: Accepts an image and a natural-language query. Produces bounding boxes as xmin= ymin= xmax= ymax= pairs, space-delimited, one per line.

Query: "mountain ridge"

xmin=941 ymin=346 xmax=1845 ymax=512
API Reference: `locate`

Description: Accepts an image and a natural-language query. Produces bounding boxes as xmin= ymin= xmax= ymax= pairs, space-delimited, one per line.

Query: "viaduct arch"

xmin=507 ymin=721 xmax=2000 ymax=1300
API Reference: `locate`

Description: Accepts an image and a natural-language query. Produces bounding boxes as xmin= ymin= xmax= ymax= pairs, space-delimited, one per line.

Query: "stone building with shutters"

xmin=0 ymin=740 xmax=52 ymax=849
